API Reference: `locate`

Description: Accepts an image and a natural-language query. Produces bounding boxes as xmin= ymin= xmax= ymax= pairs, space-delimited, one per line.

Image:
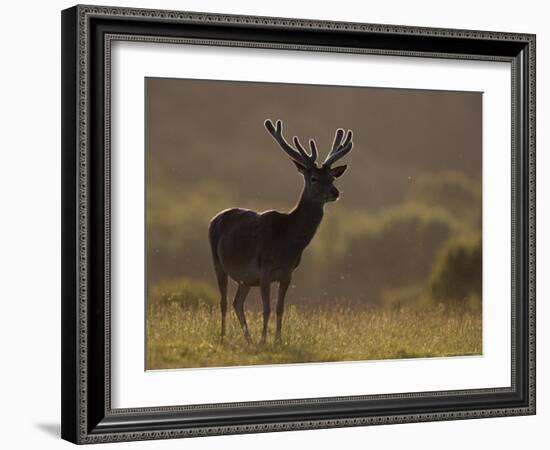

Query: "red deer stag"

xmin=208 ymin=119 xmax=354 ymax=344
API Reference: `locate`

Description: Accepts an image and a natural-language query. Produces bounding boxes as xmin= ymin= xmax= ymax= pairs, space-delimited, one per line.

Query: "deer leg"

xmin=260 ymin=279 xmax=271 ymax=345
xmin=276 ymin=275 xmax=291 ymax=343
xmin=213 ymin=262 xmax=228 ymax=343
xmin=233 ymin=283 xmax=252 ymax=345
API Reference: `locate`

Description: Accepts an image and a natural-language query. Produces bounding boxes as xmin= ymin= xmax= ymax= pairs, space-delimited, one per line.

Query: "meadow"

xmin=145 ymin=80 xmax=483 ymax=370
xmin=146 ymin=292 xmax=482 ymax=370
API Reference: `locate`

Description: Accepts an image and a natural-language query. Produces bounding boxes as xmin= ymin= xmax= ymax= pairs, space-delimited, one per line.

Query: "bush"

xmin=429 ymin=235 xmax=481 ymax=304
xmin=300 ymin=204 xmax=456 ymax=304
xmin=146 ymin=181 xmax=236 ymax=284
xmin=406 ymin=171 xmax=481 ymax=229
xmin=150 ymin=278 xmax=218 ymax=310
xmin=382 ymin=284 xmax=426 ymax=309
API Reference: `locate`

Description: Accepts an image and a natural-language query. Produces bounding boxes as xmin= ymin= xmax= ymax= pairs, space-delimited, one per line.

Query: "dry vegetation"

xmin=146 ymin=289 xmax=482 ymax=370
xmin=145 ymin=82 xmax=484 ymax=370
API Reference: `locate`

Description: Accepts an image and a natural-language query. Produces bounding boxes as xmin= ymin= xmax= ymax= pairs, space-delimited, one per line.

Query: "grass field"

xmin=146 ymin=299 xmax=482 ymax=370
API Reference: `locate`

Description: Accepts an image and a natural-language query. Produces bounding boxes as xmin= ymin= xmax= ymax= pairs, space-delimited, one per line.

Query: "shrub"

xmin=146 ymin=181 xmax=236 ymax=284
xmin=406 ymin=171 xmax=481 ymax=229
xmin=382 ymin=284 xmax=426 ymax=309
xmin=301 ymin=204 xmax=456 ymax=304
xmin=429 ymin=235 xmax=481 ymax=304
xmin=150 ymin=278 xmax=218 ymax=310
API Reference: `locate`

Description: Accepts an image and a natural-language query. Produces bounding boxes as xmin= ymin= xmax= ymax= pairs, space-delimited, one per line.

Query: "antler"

xmin=323 ymin=128 xmax=353 ymax=167
xmin=264 ymin=119 xmax=317 ymax=168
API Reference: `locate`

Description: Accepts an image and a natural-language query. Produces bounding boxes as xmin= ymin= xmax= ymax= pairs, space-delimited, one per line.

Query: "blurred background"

xmin=146 ymin=77 xmax=482 ymax=311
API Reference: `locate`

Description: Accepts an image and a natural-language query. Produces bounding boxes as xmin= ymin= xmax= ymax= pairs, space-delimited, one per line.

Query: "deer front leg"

xmin=276 ymin=275 xmax=291 ymax=344
xmin=260 ymin=278 xmax=271 ymax=345
xmin=233 ymin=283 xmax=252 ymax=345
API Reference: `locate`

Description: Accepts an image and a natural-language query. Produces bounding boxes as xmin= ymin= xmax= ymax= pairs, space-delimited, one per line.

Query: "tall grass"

xmin=146 ymin=298 xmax=482 ymax=370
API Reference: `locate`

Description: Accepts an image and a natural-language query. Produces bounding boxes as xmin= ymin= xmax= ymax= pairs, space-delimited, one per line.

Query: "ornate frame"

xmin=61 ymin=4 xmax=536 ymax=444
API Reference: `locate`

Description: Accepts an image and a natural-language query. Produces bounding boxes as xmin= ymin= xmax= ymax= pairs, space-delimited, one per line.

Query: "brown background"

xmin=146 ymin=77 xmax=481 ymax=306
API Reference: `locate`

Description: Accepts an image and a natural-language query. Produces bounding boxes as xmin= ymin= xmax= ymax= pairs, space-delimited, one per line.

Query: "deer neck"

xmin=288 ymin=189 xmax=324 ymax=250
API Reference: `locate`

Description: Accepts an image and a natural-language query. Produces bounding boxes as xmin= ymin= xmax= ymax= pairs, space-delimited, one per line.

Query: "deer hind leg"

xmin=233 ymin=283 xmax=252 ymax=345
xmin=276 ymin=275 xmax=291 ymax=344
xmin=213 ymin=261 xmax=228 ymax=343
xmin=260 ymin=279 xmax=271 ymax=345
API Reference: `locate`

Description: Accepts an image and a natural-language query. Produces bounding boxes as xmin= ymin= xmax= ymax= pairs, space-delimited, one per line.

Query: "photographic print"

xmin=145 ymin=78 xmax=482 ymax=370
xmin=61 ymin=7 xmax=536 ymax=442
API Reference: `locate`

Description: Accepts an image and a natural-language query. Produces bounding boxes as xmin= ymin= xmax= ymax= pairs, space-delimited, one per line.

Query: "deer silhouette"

xmin=208 ymin=119 xmax=354 ymax=345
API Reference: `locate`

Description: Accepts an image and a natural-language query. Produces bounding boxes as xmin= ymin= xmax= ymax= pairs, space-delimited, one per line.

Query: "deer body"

xmin=210 ymin=203 xmax=322 ymax=286
xmin=209 ymin=120 xmax=354 ymax=344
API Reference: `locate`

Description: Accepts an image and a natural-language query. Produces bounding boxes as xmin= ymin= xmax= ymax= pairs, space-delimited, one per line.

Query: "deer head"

xmin=264 ymin=119 xmax=353 ymax=203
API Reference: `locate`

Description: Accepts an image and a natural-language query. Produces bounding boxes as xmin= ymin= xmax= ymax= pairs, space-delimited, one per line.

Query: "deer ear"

xmin=293 ymin=160 xmax=308 ymax=173
xmin=330 ymin=165 xmax=347 ymax=178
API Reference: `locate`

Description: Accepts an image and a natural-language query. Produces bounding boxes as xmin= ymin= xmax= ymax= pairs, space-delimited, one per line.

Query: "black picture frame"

xmin=61 ymin=4 xmax=536 ymax=444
